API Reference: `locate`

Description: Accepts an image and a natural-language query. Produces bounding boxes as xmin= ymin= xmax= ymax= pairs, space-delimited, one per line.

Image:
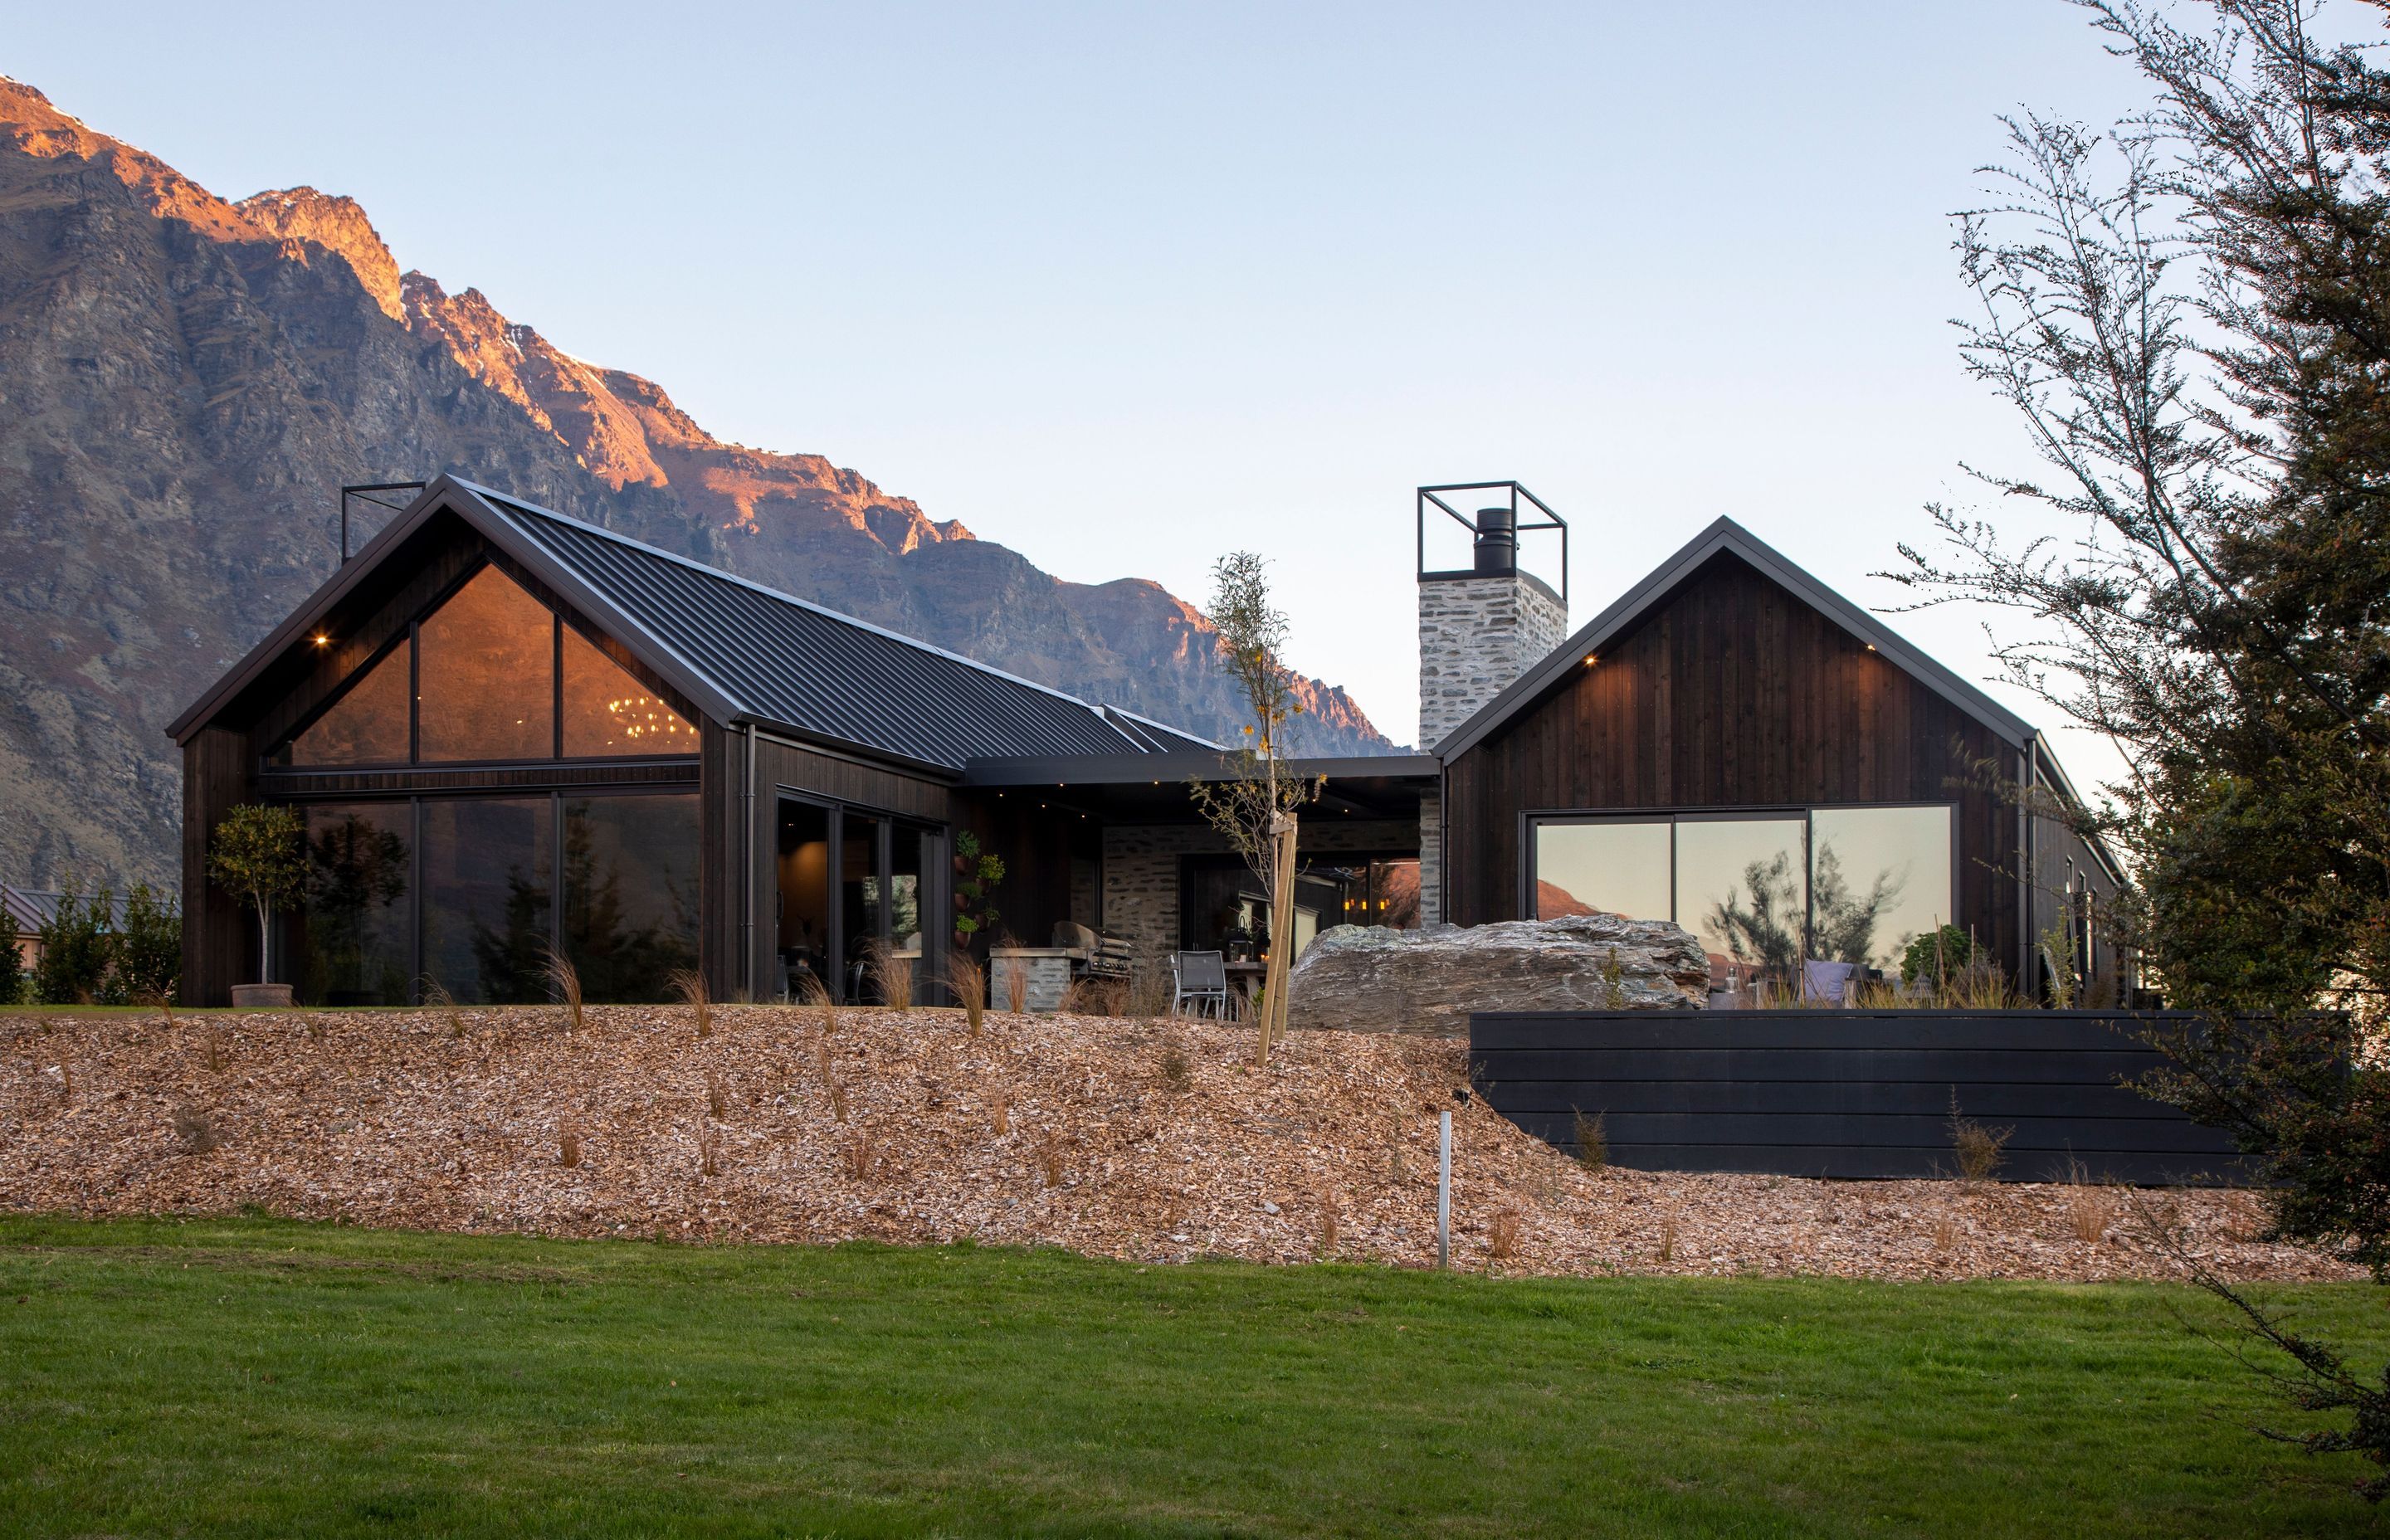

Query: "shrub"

xmin=1948 ymin=1093 xmax=2012 ymax=1182
xmin=172 ymin=1103 xmax=217 ymax=1154
xmin=0 ymin=906 xmax=24 ymax=1005
xmin=1570 ymin=1109 xmax=1608 ymax=1173
xmin=865 ymin=938 xmax=913 ymax=1009
xmin=1487 ymin=1208 xmax=1523 ymax=1264
xmin=1900 ymin=924 xmax=1976 ymax=991
xmin=1157 ymin=1035 xmax=1193 ymax=1093
xmin=33 ymin=880 xmax=115 ymax=1005
xmin=110 ymin=883 xmax=180 ymax=1004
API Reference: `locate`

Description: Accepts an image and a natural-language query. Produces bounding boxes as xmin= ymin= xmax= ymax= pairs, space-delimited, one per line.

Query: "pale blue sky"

xmin=14 ymin=2 xmax=2208 ymax=778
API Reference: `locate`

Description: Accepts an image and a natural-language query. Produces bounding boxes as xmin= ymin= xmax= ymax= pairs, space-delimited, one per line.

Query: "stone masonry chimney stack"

xmin=1417 ymin=487 xmax=1568 ymax=751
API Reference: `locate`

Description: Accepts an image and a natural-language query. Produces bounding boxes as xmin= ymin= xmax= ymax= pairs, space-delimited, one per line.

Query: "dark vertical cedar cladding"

xmin=1443 ymin=552 xmax=2022 ymax=968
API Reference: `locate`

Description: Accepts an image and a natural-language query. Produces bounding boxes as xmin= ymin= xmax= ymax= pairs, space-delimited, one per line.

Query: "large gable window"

xmin=417 ymin=566 xmax=556 ymax=761
xmin=562 ymin=626 xmax=698 ymax=756
xmin=287 ymin=641 xmax=412 ymax=767
xmin=278 ymin=562 xmax=695 ymax=766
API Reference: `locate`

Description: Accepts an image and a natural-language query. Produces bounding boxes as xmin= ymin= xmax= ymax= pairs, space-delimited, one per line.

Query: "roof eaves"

xmin=1431 ymin=517 xmax=2038 ymax=760
xmin=166 ymin=475 xmax=464 ymax=743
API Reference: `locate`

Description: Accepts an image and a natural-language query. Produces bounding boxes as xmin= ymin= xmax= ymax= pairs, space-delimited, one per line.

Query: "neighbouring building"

xmin=167 ymin=475 xmax=2118 ymax=1010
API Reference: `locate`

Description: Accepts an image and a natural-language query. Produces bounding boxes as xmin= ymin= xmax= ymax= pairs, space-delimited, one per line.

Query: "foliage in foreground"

xmin=1894 ymin=0 xmax=2390 ymax=1493
xmin=2 ymin=1216 xmax=2387 ymax=1537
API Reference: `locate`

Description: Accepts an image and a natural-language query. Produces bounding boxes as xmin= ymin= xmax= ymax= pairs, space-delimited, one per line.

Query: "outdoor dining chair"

xmin=1170 ymin=950 xmax=1230 ymax=1018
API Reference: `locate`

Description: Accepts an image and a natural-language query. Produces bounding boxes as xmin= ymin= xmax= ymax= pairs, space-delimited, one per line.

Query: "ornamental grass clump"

xmin=947 ymin=951 xmax=987 ymax=1038
xmin=670 ymin=968 xmax=712 ymax=1039
xmin=865 ymin=938 xmax=913 ymax=1010
xmin=545 ymin=948 xmax=583 ymax=1033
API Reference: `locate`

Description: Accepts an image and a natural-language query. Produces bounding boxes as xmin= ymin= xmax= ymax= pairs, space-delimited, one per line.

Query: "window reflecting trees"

xmin=562 ymin=795 xmax=699 ymax=1003
xmin=1528 ymin=806 xmax=1954 ymax=977
xmin=299 ymin=803 xmax=412 ymax=1004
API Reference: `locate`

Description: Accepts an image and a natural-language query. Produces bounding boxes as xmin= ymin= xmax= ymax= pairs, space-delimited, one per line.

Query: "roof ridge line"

xmin=456 ymin=479 xmax=1197 ymax=728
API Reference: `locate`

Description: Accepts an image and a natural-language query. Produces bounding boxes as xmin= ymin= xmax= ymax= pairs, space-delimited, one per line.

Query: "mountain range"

xmin=0 ymin=78 xmax=1393 ymax=892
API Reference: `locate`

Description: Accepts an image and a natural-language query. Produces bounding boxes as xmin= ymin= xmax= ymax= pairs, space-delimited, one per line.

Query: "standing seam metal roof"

xmin=472 ymin=488 xmax=1212 ymax=770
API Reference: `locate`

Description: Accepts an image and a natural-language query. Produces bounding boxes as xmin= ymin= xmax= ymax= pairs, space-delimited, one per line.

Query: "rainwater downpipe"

xmin=743 ymin=722 xmax=758 ymax=999
xmin=2017 ymin=731 xmax=2036 ymax=989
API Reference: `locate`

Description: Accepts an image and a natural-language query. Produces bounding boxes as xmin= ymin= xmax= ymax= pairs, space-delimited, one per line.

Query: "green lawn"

xmin=2 ymin=1217 xmax=2383 ymax=1538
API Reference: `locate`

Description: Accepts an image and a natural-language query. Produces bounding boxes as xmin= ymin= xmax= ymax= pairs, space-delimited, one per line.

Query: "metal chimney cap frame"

xmin=339 ymin=481 xmax=428 ymax=564
xmin=1416 ymin=480 xmax=1568 ymax=604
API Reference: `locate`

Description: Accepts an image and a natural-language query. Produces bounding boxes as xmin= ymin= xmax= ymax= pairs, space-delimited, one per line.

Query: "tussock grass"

xmin=946 ymin=952 xmax=986 ymax=1038
xmin=670 ymin=969 xmax=712 ymax=1039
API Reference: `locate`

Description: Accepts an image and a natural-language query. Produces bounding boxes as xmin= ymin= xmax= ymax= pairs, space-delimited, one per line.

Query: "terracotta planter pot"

xmin=952 ymin=854 xmax=970 ymax=875
xmin=953 ymin=892 xmax=969 ymax=911
xmin=229 ymin=982 xmax=294 ymax=1009
xmin=952 ymin=928 xmax=969 ymax=949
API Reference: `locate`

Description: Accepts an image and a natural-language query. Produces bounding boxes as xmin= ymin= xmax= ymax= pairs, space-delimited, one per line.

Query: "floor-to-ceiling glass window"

xmin=562 ymin=794 xmax=700 ymax=1002
xmin=298 ymin=802 xmax=413 ymax=1005
xmin=1808 ymin=805 xmax=1954 ymax=972
xmin=420 ymin=796 xmax=554 ymax=1005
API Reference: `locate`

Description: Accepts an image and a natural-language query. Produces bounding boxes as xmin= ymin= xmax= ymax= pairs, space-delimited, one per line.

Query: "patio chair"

xmin=1170 ymin=950 xmax=1230 ymax=1019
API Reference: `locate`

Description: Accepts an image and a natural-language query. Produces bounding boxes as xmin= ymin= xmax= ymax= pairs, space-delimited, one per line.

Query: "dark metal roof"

xmin=169 ymin=475 xmax=1223 ymax=774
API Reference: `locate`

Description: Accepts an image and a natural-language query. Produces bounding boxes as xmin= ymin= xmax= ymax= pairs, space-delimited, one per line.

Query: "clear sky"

xmin=12 ymin=2 xmax=2219 ymax=784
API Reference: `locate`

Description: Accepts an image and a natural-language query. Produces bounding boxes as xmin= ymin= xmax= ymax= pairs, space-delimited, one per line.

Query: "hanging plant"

xmin=951 ymin=830 xmax=1006 ymax=948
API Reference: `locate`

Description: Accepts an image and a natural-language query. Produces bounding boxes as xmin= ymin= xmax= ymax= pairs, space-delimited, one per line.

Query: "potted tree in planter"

xmin=207 ymin=803 xmax=307 ymax=1008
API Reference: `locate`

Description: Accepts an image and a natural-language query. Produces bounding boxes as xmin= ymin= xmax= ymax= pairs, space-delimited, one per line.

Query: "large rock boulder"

xmin=1285 ymin=915 xmax=1709 ymax=1036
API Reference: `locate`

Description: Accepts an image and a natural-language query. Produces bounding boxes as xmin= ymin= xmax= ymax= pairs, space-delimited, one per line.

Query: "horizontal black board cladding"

xmin=1470 ymin=1010 xmax=2243 ymax=1184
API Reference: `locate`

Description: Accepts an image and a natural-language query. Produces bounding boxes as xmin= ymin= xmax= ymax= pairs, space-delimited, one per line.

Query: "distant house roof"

xmin=168 ymin=475 xmax=1223 ymax=775
xmin=2 ymin=885 xmax=129 ymax=935
xmin=1432 ymin=515 xmax=2042 ymax=760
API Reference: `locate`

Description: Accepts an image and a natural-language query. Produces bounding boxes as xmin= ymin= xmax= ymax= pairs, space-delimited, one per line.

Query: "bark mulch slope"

xmin=0 ymin=1005 xmax=2351 ymax=1283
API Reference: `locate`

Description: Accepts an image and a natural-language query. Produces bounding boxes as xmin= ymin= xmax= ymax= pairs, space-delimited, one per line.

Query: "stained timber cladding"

xmin=1471 ymin=1010 xmax=2245 ymax=1182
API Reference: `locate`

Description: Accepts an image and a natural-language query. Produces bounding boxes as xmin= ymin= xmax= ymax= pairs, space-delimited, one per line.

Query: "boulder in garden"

xmin=1285 ymin=915 xmax=1709 ymax=1036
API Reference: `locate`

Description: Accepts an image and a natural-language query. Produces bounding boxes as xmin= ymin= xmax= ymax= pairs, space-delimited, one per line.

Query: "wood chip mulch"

xmin=0 ymin=1005 xmax=2353 ymax=1284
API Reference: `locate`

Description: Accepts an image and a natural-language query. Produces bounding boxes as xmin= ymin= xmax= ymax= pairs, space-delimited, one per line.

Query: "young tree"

xmin=1892 ymin=0 xmax=2389 ymax=1495
xmin=207 ymin=804 xmax=308 ymax=988
xmin=0 ymin=908 xmax=22 ymax=1005
xmin=1187 ymin=552 xmax=1322 ymax=1061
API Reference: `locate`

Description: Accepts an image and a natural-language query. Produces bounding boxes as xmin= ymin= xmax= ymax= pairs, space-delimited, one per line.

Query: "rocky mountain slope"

xmin=0 ymin=80 xmax=1392 ymax=891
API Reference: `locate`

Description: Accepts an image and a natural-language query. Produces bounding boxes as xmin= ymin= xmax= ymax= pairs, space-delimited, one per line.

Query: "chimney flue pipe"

xmin=1472 ymin=505 xmax=1519 ymax=576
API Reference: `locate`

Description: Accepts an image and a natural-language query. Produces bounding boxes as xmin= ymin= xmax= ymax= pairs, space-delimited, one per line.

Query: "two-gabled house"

xmin=167 ymin=475 xmax=2119 ymax=1010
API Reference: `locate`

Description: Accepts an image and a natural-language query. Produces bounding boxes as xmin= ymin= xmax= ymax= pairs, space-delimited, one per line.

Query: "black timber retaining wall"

xmin=1469 ymin=1010 xmax=2243 ymax=1183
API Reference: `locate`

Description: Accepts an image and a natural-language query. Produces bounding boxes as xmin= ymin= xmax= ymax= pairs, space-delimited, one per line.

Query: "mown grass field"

xmin=2 ymin=1216 xmax=2384 ymax=1538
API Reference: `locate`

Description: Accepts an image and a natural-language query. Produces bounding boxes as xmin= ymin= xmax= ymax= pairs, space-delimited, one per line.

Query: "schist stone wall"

xmin=1100 ymin=817 xmax=1422 ymax=958
xmin=1416 ymin=573 xmax=1568 ymax=749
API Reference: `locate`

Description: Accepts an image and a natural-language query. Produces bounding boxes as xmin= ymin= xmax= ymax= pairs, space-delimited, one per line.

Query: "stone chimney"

xmin=1417 ymin=504 xmax=1568 ymax=749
